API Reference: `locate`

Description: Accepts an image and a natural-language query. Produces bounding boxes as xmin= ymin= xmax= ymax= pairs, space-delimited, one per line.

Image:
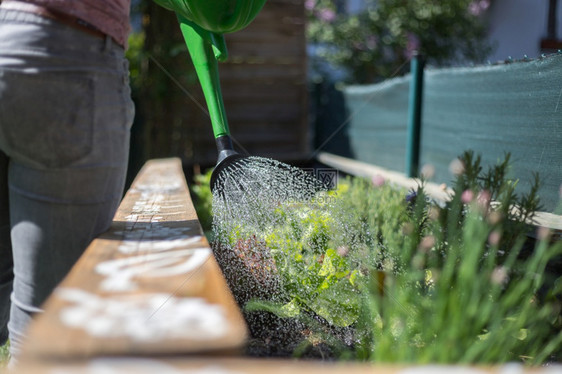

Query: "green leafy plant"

xmin=349 ymin=161 xmax=562 ymax=363
xmin=351 ymin=210 xmax=562 ymax=364
xmin=194 ymin=152 xmax=562 ymax=364
xmin=0 ymin=341 xmax=9 ymax=368
xmin=190 ymin=169 xmax=214 ymax=238
xmin=307 ymin=0 xmax=494 ymax=83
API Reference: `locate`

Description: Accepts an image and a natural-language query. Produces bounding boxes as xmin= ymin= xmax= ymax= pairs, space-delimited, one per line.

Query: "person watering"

xmin=0 ymin=0 xmax=133 ymax=360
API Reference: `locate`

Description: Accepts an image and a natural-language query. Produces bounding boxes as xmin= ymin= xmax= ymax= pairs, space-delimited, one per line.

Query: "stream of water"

xmin=211 ymin=156 xmax=346 ymax=355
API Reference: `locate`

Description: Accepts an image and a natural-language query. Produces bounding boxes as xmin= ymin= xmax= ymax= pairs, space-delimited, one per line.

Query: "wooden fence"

xmin=137 ymin=0 xmax=309 ymax=171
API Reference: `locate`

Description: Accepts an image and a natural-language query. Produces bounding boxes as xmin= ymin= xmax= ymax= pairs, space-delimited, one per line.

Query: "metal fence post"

xmin=406 ymin=53 xmax=425 ymax=178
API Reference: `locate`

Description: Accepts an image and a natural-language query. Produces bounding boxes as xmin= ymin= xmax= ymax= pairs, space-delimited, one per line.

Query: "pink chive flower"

xmin=372 ymin=174 xmax=385 ymax=187
xmin=491 ymin=266 xmax=508 ymax=285
xmin=461 ymin=189 xmax=474 ymax=204
xmin=419 ymin=235 xmax=436 ymax=251
xmin=488 ymin=230 xmax=501 ymax=246
xmin=449 ymin=158 xmax=465 ymax=176
xmin=421 ymin=164 xmax=435 ymax=180
xmin=428 ymin=206 xmax=440 ymax=221
xmin=477 ymin=190 xmax=491 ymax=209
xmin=487 ymin=211 xmax=503 ymax=225
xmin=537 ymin=226 xmax=552 ymax=241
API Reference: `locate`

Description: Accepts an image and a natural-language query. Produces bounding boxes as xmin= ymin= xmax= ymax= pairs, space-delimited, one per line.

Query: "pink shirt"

xmin=25 ymin=0 xmax=131 ymax=48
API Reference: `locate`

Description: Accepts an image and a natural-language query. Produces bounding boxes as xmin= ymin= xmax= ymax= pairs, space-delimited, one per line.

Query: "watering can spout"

xmin=181 ymin=17 xmax=229 ymax=62
xmin=153 ymin=0 xmax=267 ymax=139
xmin=179 ymin=18 xmax=230 ymax=138
xmin=215 ymin=135 xmax=238 ymax=164
xmin=152 ymin=0 xmax=267 ymax=190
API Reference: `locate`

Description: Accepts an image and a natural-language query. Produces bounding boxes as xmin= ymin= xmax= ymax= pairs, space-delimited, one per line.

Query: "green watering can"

xmin=153 ymin=0 xmax=267 ymax=191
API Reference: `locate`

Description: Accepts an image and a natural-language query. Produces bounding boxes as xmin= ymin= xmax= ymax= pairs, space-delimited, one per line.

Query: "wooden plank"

xmin=318 ymin=152 xmax=562 ymax=232
xmin=15 ymin=356 xmax=560 ymax=373
xmin=225 ymin=23 xmax=304 ymax=41
xmin=189 ymin=149 xmax=310 ymax=167
xmin=222 ymin=83 xmax=305 ymax=95
xmin=20 ymin=158 xmax=247 ymax=360
xmin=227 ymin=42 xmax=305 ymax=59
xmin=195 ymin=128 xmax=302 ymax=143
xmin=219 ymin=63 xmax=304 ymax=81
xmin=225 ymin=0 xmax=306 ymax=60
xmin=222 ymin=102 xmax=301 ymax=122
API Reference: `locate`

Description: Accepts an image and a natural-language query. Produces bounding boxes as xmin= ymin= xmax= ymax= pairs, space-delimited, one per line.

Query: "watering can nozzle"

xmin=210 ymin=135 xmax=245 ymax=193
xmin=215 ymin=135 xmax=239 ymax=164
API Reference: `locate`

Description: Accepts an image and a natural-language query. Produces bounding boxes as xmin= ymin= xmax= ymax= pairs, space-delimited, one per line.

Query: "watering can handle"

xmin=179 ymin=16 xmax=230 ymax=138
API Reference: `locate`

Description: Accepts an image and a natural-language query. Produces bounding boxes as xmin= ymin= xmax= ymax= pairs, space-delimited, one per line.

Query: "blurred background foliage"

xmin=306 ymin=0 xmax=493 ymax=84
xmin=125 ymin=0 xmax=495 ymax=180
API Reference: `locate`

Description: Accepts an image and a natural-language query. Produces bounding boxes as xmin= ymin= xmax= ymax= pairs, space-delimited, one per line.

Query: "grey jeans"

xmin=0 ymin=9 xmax=134 ymax=357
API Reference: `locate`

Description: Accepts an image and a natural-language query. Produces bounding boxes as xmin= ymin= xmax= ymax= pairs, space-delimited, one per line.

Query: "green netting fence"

xmin=343 ymin=76 xmax=410 ymax=173
xmin=336 ymin=53 xmax=562 ymax=213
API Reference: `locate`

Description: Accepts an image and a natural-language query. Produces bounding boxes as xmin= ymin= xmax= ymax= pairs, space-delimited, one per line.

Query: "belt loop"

xmin=103 ymin=34 xmax=111 ymax=52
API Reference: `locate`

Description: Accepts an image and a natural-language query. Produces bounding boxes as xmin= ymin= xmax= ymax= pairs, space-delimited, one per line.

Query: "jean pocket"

xmin=0 ymin=71 xmax=94 ymax=168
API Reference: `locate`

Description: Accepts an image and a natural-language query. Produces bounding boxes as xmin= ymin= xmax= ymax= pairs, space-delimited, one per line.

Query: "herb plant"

xmin=192 ymin=152 xmax=562 ymax=364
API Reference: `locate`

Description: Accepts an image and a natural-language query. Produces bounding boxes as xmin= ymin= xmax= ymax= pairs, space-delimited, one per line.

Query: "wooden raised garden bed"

xmin=12 ymin=158 xmax=561 ymax=373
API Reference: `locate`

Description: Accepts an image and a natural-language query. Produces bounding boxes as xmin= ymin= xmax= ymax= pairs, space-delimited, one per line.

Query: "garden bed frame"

xmin=318 ymin=152 xmax=562 ymax=235
xmin=13 ymin=158 xmax=561 ymax=373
